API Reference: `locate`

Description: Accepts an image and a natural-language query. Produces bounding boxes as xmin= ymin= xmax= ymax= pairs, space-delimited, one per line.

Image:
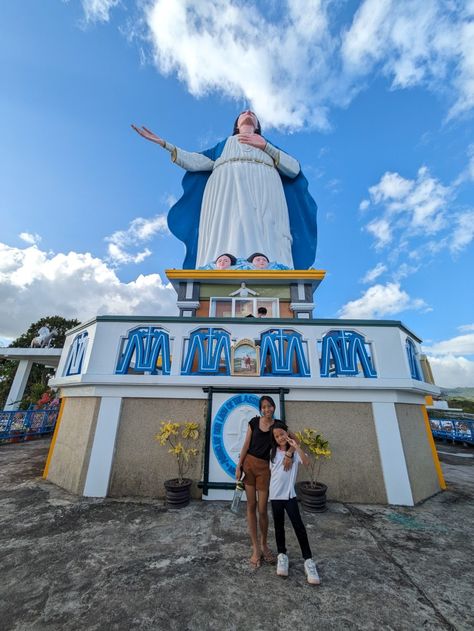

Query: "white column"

xmin=5 ymin=360 xmax=33 ymax=411
xmin=83 ymin=397 xmax=122 ymax=497
xmin=372 ymin=401 xmax=414 ymax=506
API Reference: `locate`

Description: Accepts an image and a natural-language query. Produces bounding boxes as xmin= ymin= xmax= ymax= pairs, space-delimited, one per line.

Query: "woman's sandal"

xmin=262 ymin=548 xmax=276 ymax=564
xmin=250 ymin=554 xmax=262 ymax=568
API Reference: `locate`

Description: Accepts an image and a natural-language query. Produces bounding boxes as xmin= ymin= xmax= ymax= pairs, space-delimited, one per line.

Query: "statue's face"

xmin=237 ymin=110 xmax=258 ymax=132
xmin=252 ymin=255 xmax=269 ymax=269
xmin=216 ymin=254 xmax=232 ymax=269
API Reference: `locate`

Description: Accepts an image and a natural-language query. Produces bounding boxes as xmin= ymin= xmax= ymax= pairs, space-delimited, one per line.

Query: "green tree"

xmin=0 ymin=316 xmax=80 ymax=409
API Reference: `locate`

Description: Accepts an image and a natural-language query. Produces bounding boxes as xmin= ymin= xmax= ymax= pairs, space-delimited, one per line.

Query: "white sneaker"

xmin=304 ymin=558 xmax=321 ymax=585
xmin=276 ymin=553 xmax=289 ymax=577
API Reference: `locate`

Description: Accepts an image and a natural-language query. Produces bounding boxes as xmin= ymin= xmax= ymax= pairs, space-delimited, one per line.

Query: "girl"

xmin=236 ymin=395 xmax=294 ymax=568
xmin=269 ymin=426 xmax=321 ymax=585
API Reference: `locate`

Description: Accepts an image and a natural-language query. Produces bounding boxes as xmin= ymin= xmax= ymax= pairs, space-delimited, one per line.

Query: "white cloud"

xmin=361 ymin=165 xmax=474 ymax=264
xmin=105 ymin=214 xmax=169 ymax=265
xmin=337 ymin=282 xmax=427 ymax=319
xmin=366 ymin=218 xmax=392 ymax=249
xmin=449 ymin=210 xmax=474 ymax=253
xmin=424 ymin=333 xmax=474 ymax=357
xmin=117 ymin=0 xmax=474 ymax=130
xmin=360 ymin=263 xmax=386 ymax=284
xmin=359 ymin=199 xmax=370 ymax=211
xmin=427 ymin=355 xmax=474 ymax=388
xmin=82 ymin=0 xmax=119 ymax=23
xmin=0 ymin=242 xmax=176 ymax=339
xmin=19 ymin=232 xmax=41 ymax=245
xmin=144 ymin=0 xmax=336 ymax=131
xmin=458 ymin=323 xmax=474 ymax=332
xmin=342 ymin=0 xmax=474 ymax=122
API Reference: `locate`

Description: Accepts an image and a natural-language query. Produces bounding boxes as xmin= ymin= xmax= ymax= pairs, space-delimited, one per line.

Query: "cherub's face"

xmin=216 ymin=255 xmax=232 ymax=269
xmin=252 ymin=255 xmax=269 ymax=269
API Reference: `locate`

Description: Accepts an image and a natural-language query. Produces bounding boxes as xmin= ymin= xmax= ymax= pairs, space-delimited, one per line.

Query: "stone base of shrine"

xmin=45 ymin=389 xmax=442 ymax=506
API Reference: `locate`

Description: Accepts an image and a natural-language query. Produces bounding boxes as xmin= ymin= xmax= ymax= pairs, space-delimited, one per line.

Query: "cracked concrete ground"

xmin=0 ymin=439 xmax=473 ymax=631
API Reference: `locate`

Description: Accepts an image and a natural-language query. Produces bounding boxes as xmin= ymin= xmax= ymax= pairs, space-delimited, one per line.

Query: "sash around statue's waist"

xmin=213 ymin=156 xmax=275 ymax=170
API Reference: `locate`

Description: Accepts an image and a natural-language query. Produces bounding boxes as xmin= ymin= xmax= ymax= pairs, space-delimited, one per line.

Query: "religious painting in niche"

xmin=231 ymin=339 xmax=260 ymax=376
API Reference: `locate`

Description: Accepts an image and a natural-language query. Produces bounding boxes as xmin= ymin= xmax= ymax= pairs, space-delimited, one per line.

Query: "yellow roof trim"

xmin=166 ymin=269 xmax=327 ymax=281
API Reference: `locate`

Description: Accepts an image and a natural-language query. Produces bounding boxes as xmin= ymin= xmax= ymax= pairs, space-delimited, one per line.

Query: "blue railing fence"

xmin=430 ymin=417 xmax=474 ymax=446
xmin=0 ymin=407 xmax=59 ymax=443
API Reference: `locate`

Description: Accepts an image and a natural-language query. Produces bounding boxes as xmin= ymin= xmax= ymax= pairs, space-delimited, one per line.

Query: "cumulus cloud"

xmin=0 ymin=242 xmax=176 ymax=339
xmin=19 ymin=232 xmax=41 ymax=245
xmin=82 ymin=0 xmax=120 ymax=23
xmin=337 ymin=281 xmax=427 ymax=319
xmin=361 ymin=165 xmax=474 ymax=260
xmin=427 ymin=355 xmax=474 ymax=389
xmin=424 ymin=333 xmax=474 ymax=357
xmin=108 ymin=0 xmax=474 ymax=131
xmin=423 ymin=327 xmax=474 ymax=388
xmin=105 ymin=214 xmax=169 ymax=265
xmin=342 ymin=0 xmax=474 ymax=121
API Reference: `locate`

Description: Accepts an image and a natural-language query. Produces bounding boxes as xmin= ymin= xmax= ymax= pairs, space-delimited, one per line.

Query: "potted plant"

xmin=155 ymin=421 xmax=200 ymax=508
xmin=295 ymin=428 xmax=331 ymax=512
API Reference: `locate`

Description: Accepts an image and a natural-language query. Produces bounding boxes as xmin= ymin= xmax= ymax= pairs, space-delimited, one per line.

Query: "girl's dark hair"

xmin=270 ymin=422 xmax=290 ymax=462
xmin=215 ymin=253 xmax=237 ymax=266
xmin=259 ymin=395 xmax=276 ymax=412
xmin=247 ymin=252 xmax=269 ymax=263
xmin=233 ymin=112 xmax=262 ymax=136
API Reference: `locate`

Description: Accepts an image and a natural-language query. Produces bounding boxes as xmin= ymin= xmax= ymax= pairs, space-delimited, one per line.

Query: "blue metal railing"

xmin=0 ymin=407 xmax=59 ymax=443
xmin=430 ymin=417 xmax=474 ymax=446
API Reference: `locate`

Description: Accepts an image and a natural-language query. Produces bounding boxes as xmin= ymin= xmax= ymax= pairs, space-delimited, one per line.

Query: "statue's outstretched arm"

xmin=131 ymin=125 xmax=165 ymax=147
xmin=131 ymin=124 xmax=214 ymax=172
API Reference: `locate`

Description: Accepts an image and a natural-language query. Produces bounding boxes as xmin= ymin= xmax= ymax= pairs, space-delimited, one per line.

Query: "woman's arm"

xmin=236 ymin=426 xmax=252 ymax=480
xmin=287 ymin=437 xmax=310 ymax=466
xmin=131 ymin=124 xmax=214 ymax=172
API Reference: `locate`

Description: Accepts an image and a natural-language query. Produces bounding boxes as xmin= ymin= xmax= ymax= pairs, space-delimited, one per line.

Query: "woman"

xmin=236 ymin=395 xmax=294 ymax=568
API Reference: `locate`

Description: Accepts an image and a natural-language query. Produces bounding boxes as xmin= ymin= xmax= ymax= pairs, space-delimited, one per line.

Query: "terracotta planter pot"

xmin=164 ymin=478 xmax=192 ymax=508
xmin=296 ymin=481 xmax=328 ymax=513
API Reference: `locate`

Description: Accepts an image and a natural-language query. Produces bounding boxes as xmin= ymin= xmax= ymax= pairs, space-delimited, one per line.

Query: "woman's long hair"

xmin=233 ymin=112 xmax=262 ymax=136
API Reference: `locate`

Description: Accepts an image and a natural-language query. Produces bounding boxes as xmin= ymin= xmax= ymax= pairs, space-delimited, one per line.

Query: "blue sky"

xmin=1 ymin=0 xmax=473 ymax=387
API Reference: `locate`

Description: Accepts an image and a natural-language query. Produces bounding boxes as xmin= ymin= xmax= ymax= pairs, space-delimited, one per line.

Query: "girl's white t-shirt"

xmin=269 ymin=450 xmax=302 ymax=500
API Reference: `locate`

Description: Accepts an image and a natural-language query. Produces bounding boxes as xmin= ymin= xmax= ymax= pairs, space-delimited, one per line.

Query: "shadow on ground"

xmin=0 ymin=439 xmax=472 ymax=630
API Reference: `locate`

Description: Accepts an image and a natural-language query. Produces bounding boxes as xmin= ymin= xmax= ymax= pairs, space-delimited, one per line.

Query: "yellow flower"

xmin=182 ymin=422 xmax=200 ymax=440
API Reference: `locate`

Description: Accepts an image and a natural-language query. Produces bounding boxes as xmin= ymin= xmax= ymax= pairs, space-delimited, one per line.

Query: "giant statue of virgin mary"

xmin=132 ymin=111 xmax=317 ymax=270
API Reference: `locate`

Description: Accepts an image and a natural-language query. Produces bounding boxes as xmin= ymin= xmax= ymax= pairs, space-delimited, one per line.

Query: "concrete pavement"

xmin=0 ymin=439 xmax=473 ymax=630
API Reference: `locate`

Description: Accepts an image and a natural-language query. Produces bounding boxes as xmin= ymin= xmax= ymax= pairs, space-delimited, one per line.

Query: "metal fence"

xmin=430 ymin=417 xmax=474 ymax=446
xmin=0 ymin=407 xmax=59 ymax=443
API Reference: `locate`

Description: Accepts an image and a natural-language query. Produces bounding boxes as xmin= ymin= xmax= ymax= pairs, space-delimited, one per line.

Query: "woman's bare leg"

xmin=245 ymin=485 xmax=261 ymax=563
xmin=257 ymin=488 xmax=272 ymax=558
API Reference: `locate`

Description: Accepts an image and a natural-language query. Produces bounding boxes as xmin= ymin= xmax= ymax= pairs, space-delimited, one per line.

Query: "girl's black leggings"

xmin=271 ymin=497 xmax=312 ymax=560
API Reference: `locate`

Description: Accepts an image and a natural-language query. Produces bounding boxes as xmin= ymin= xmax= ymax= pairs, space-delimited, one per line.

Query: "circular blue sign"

xmin=211 ymin=394 xmax=260 ymax=477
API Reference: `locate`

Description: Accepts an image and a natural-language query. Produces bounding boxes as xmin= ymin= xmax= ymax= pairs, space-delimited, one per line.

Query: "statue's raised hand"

xmin=237 ymin=133 xmax=266 ymax=150
xmin=131 ymin=125 xmax=165 ymax=147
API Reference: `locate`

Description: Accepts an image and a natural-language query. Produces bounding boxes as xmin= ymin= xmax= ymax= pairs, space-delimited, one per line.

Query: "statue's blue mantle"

xmin=167 ymin=139 xmax=318 ymax=270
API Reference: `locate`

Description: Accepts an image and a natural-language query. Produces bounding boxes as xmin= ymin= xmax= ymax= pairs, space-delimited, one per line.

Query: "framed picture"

xmin=231 ymin=339 xmax=260 ymax=376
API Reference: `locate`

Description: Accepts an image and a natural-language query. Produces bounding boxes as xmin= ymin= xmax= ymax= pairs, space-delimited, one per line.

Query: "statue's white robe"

xmin=173 ymin=136 xmax=300 ymax=268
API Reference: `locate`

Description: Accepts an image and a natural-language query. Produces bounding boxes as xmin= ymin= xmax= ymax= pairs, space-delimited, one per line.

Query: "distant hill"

xmin=441 ymin=387 xmax=474 ymax=399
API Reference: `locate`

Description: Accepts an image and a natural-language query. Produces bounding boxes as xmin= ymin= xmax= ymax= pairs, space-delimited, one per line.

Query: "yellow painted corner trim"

xmin=43 ymin=397 xmax=65 ymax=479
xmin=422 ymin=405 xmax=446 ymax=490
xmin=166 ymin=269 xmax=327 ymax=281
